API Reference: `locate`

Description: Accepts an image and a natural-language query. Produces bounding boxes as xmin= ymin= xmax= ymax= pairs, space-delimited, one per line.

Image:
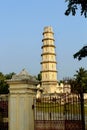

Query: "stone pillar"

xmin=7 ymin=69 xmax=38 ymax=130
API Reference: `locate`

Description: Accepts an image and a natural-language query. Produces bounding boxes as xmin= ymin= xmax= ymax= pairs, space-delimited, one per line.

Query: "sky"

xmin=0 ymin=0 xmax=87 ymax=80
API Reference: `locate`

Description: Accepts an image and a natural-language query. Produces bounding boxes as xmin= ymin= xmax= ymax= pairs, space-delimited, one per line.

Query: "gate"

xmin=0 ymin=95 xmax=8 ymax=130
xmin=34 ymin=93 xmax=83 ymax=130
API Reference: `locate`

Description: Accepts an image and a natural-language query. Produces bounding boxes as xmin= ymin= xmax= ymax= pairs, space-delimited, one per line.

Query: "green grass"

xmin=84 ymin=105 xmax=87 ymax=130
xmin=36 ymin=102 xmax=81 ymax=115
xmin=84 ymin=104 xmax=87 ymax=114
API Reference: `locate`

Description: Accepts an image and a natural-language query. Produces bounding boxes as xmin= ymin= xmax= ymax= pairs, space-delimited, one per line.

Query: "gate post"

xmin=7 ymin=69 xmax=38 ymax=130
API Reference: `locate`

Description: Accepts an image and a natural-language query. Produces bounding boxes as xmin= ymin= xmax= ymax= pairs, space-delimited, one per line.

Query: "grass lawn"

xmin=84 ymin=104 xmax=87 ymax=129
xmin=36 ymin=101 xmax=81 ymax=115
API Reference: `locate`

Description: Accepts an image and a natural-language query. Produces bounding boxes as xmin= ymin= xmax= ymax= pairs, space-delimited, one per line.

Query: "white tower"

xmin=41 ymin=26 xmax=58 ymax=93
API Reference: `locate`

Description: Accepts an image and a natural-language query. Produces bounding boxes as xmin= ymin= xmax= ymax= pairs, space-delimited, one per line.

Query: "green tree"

xmin=74 ymin=67 xmax=87 ymax=93
xmin=65 ymin=1 xmax=86 ymax=129
xmin=5 ymin=72 xmax=15 ymax=79
xmin=73 ymin=46 xmax=87 ymax=60
xmin=74 ymin=67 xmax=86 ymax=130
xmin=65 ymin=0 xmax=87 ymax=17
xmin=35 ymin=72 xmax=42 ymax=82
xmin=37 ymin=73 xmax=42 ymax=81
xmin=65 ymin=1 xmax=87 ymax=60
xmin=0 ymin=72 xmax=15 ymax=94
xmin=0 ymin=72 xmax=9 ymax=94
xmin=63 ymin=78 xmax=77 ymax=93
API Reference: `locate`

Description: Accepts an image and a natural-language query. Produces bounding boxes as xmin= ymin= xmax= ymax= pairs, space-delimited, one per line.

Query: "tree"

xmin=0 ymin=72 xmax=9 ymax=94
xmin=0 ymin=72 xmax=15 ymax=94
xmin=63 ymin=78 xmax=77 ymax=93
xmin=65 ymin=0 xmax=87 ymax=17
xmin=74 ymin=67 xmax=87 ymax=130
xmin=74 ymin=67 xmax=87 ymax=93
xmin=35 ymin=72 xmax=42 ymax=82
xmin=64 ymin=68 xmax=87 ymax=130
xmin=73 ymin=46 xmax=87 ymax=60
xmin=37 ymin=73 xmax=42 ymax=81
xmin=5 ymin=72 xmax=15 ymax=79
xmin=65 ymin=1 xmax=87 ymax=60
xmin=65 ymin=1 xmax=86 ymax=129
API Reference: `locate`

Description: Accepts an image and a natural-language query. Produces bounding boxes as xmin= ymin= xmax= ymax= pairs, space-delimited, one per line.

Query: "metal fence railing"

xmin=34 ymin=93 xmax=83 ymax=130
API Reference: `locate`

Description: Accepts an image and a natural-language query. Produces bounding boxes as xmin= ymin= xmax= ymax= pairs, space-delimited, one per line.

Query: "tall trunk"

xmin=80 ymin=92 xmax=85 ymax=130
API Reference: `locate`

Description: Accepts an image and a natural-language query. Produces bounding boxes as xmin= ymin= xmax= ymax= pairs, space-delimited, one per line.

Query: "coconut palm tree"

xmin=74 ymin=67 xmax=87 ymax=130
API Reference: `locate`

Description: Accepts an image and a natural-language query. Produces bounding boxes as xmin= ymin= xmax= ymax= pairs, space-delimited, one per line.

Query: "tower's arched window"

xmin=45 ymin=74 xmax=47 ymax=78
xmin=51 ymin=55 xmax=53 ymax=60
xmin=52 ymin=74 xmax=54 ymax=79
xmin=45 ymin=64 xmax=47 ymax=69
xmin=45 ymin=47 xmax=47 ymax=52
xmin=52 ymin=64 xmax=53 ymax=69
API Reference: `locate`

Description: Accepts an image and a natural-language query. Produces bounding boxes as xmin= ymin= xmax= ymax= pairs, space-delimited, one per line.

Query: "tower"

xmin=41 ymin=26 xmax=58 ymax=93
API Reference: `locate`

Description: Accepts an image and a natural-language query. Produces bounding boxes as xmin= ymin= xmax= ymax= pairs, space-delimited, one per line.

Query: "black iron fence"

xmin=0 ymin=95 xmax=8 ymax=130
xmin=34 ymin=93 xmax=83 ymax=130
xmin=84 ymin=98 xmax=87 ymax=130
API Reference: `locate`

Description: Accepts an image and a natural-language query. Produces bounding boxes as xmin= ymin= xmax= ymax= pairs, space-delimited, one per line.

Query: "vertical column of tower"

xmin=41 ymin=26 xmax=58 ymax=93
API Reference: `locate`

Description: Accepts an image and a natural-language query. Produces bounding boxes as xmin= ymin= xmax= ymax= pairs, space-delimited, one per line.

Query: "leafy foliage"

xmin=37 ymin=73 xmax=42 ymax=81
xmin=62 ymin=68 xmax=87 ymax=93
xmin=5 ymin=72 xmax=15 ymax=79
xmin=0 ymin=72 xmax=15 ymax=94
xmin=73 ymin=46 xmax=87 ymax=60
xmin=74 ymin=67 xmax=87 ymax=93
xmin=35 ymin=72 xmax=42 ymax=81
xmin=65 ymin=0 xmax=87 ymax=17
xmin=65 ymin=1 xmax=87 ymax=59
xmin=0 ymin=72 xmax=9 ymax=94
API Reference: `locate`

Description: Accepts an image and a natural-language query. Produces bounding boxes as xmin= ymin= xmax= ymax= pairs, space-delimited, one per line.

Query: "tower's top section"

xmin=43 ymin=26 xmax=54 ymax=34
xmin=42 ymin=26 xmax=54 ymax=42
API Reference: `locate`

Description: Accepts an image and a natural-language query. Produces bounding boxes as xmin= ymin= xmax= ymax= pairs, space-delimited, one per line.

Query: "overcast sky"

xmin=0 ymin=0 xmax=87 ymax=80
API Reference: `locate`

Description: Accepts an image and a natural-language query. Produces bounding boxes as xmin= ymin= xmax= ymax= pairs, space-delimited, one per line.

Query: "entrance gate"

xmin=34 ymin=93 xmax=83 ymax=130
